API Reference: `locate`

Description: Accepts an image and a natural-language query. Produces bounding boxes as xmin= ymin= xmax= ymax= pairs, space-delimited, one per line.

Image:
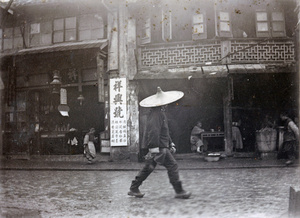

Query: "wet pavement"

xmin=0 ymin=153 xmax=298 ymax=171
xmin=0 ymin=153 xmax=300 ymax=218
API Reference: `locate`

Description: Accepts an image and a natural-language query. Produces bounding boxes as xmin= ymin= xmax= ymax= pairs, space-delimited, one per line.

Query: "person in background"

xmin=278 ymin=112 xmax=299 ymax=166
xmin=128 ymin=87 xmax=191 ymax=199
xmin=261 ymin=114 xmax=276 ymax=129
xmin=232 ymin=121 xmax=243 ymax=151
xmin=83 ymin=128 xmax=97 ymax=164
xmin=190 ymin=121 xmax=205 ymax=153
xmin=67 ymin=128 xmax=79 ymax=154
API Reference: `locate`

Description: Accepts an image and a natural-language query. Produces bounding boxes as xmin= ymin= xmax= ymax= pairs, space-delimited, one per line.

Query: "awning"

xmin=134 ymin=63 xmax=295 ymax=80
xmin=134 ymin=65 xmax=228 ymax=80
xmin=0 ymin=39 xmax=108 ymax=58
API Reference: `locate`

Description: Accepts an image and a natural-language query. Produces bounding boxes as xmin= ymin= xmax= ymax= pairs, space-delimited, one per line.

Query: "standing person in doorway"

xmin=83 ymin=128 xmax=97 ymax=164
xmin=278 ymin=112 xmax=299 ymax=166
xmin=128 ymin=87 xmax=191 ymax=199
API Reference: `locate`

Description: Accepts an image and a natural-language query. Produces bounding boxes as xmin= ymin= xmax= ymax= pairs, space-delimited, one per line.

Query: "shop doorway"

xmin=67 ymin=86 xmax=105 ymax=153
xmin=138 ymin=78 xmax=226 ymax=154
xmin=232 ymin=73 xmax=298 ymax=152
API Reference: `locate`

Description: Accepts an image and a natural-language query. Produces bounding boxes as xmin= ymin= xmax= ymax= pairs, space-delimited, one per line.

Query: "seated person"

xmin=190 ymin=121 xmax=205 ymax=153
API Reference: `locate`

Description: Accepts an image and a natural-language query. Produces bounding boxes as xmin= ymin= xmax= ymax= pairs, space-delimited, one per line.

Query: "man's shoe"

xmin=175 ymin=191 xmax=191 ymax=199
xmin=285 ymin=160 xmax=294 ymax=166
xmin=128 ymin=189 xmax=145 ymax=198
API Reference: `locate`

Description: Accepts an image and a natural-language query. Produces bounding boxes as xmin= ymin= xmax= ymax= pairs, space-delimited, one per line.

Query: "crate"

xmin=101 ymin=139 xmax=110 ymax=153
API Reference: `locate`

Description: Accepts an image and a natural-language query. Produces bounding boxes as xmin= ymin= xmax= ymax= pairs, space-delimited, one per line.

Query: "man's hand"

xmin=170 ymin=142 xmax=176 ymax=154
xmin=170 ymin=146 xmax=176 ymax=154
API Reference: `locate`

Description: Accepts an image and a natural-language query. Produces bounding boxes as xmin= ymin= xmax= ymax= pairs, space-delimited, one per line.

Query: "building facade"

xmin=0 ymin=0 xmax=109 ymax=157
xmin=0 ymin=0 xmax=298 ymax=161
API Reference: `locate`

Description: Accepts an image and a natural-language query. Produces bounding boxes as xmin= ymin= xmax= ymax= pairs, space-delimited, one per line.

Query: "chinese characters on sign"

xmin=110 ymin=78 xmax=127 ymax=146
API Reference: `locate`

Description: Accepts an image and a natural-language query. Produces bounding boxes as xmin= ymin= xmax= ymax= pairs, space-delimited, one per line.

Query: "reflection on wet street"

xmin=0 ymin=167 xmax=299 ymax=218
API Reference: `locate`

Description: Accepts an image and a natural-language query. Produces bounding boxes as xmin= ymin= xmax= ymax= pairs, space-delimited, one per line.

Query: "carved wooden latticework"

xmin=139 ymin=39 xmax=294 ymax=69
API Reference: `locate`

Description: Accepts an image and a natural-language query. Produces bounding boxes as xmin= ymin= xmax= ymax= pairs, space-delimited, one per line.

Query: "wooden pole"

xmin=289 ymin=187 xmax=300 ymax=217
xmin=224 ymin=75 xmax=233 ymax=156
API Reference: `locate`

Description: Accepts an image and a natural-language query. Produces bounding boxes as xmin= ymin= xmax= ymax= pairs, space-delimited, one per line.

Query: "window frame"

xmin=53 ymin=17 xmax=77 ymax=43
xmin=255 ymin=10 xmax=270 ymax=37
xmin=192 ymin=11 xmax=207 ymax=40
xmin=271 ymin=11 xmax=286 ymax=37
xmin=78 ymin=14 xmax=104 ymax=41
xmin=217 ymin=10 xmax=233 ymax=38
xmin=3 ymin=26 xmax=24 ymax=50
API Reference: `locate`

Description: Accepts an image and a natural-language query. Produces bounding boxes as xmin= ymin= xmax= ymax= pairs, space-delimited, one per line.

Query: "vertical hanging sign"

xmin=110 ymin=78 xmax=127 ymax=146
xmin=60 ymin=88 xmax=67 ymax=105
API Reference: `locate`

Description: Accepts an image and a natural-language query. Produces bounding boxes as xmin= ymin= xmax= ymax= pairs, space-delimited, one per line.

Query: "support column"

xmin=224 ymin=76 xmax=233 ymax=156
xmin=0 ymin=73 xmax=4 ymax=156
xmin=128 ymin=82 xmax=139 ymax=162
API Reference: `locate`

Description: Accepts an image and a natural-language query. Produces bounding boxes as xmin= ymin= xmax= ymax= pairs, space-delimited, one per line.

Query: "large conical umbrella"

xmin=139 ymin=87 xmax=184 ymax=107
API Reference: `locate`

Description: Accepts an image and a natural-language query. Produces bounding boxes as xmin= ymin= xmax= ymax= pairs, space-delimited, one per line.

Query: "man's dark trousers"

xmin=130 ymin=148 xmax=184 ymax=193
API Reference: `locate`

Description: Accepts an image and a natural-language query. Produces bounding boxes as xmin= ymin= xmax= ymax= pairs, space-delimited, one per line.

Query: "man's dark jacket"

xmin=146 ymin=107 xmax=172 ymax=149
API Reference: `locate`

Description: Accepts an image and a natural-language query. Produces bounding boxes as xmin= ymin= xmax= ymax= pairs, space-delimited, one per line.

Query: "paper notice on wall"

xmin=110 ymin=78 xmax=127 ymax=146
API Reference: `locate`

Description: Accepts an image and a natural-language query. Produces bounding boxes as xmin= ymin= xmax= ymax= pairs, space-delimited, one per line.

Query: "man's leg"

xmin=163 ymin=149 xmax=191 ymax=199
xmin=128 ymin=159 xmax=157 ymax=197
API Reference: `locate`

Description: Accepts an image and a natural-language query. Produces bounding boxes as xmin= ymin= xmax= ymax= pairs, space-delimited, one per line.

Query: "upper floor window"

xmin=256 ymin=11 xmax=269 ymax=37
xmin=78 ymin=14 xmax=104 ymax=41
xmin=271 ymin=11 xmax=286 ymax=37
xmin=30 ymin=21 xmax=52 ymax=46
xmin=30 ymin=22 xmax=52 ymax=46
xmin=53 ymin=17 xmax=76 ymax=43
xmin=256 ymin=11 xmax=286 ymax=37
xmin=192 ymin=12 xmax=207 ymax=40
xmin=3 ymin=27 xmax=23 ymax=50
xmin=217 ymin=11 xmax=233 ymax=37
xmin=29 ymin=14 xmax=105 ymax=47
xmin=3 ymin=28 xmax=13 ymax=50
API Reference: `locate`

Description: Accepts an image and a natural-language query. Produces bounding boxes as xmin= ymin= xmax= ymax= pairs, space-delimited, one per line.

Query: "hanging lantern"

xmin=50 ymin=70 xmax=61 ymax=94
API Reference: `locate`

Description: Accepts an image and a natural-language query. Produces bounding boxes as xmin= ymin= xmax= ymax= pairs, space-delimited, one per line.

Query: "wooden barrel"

xmin=256 ymin=128 xmax=277 ymax=152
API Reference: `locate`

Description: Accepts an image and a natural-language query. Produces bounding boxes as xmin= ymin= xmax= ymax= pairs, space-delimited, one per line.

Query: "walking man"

xmin=128 ymin=87 xmax=191 ymax=199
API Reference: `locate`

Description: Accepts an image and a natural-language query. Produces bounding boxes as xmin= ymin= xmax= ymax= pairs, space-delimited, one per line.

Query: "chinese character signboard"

xmin=110 ymin=78 xmax=127 ymax=146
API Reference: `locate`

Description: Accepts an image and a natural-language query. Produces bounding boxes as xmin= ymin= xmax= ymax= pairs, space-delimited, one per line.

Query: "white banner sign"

xmin=60 ymin=88 xmax=67 ymax=105
xmin=110 ymin=78 xmax=127 ymax=146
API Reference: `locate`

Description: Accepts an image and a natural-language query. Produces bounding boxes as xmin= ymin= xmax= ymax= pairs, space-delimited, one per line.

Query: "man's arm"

xmin=289 ymin=121 xmax=299 ymax=139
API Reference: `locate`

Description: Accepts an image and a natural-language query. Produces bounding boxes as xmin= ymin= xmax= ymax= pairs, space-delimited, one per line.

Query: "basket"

xmin=256 ymin=128 xmax=277 ymax=152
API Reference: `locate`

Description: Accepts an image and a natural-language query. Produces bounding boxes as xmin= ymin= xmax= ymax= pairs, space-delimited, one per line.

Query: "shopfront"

xmin=2 ymin=41 xmax=107 ymax=156
xmin=231 ymin=72 xmax=298 ymax=152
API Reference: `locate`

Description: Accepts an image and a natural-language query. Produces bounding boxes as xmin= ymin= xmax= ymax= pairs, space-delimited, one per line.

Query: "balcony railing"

xmin=138 ymin=38 xmax=295 ymax=70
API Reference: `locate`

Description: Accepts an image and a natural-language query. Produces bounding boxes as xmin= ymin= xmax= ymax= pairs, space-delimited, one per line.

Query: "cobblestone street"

xmin=1 ymin=166 xmax=299 ymax=218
